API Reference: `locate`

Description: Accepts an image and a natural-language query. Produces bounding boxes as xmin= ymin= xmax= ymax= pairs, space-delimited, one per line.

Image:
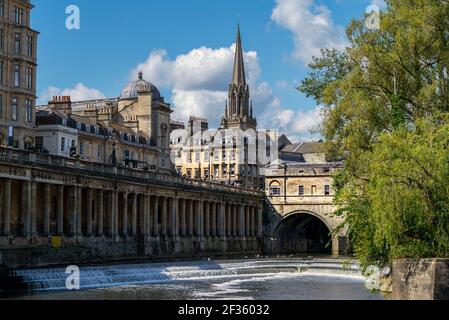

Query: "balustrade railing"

xmin=0 ymin=147 xmax=262 ymax=196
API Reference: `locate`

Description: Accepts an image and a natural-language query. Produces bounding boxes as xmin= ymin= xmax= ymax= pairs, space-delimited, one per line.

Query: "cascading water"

xmin=12 ymin=258 xmax=362 ymax=292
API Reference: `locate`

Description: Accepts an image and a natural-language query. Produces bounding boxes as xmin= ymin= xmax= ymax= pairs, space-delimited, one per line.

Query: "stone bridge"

xmin=264 ymin=195 xmax=348 ymax=257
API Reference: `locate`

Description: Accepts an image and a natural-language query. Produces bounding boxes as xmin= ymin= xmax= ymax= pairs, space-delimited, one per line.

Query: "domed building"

xmin=119 ymin=72 xmax=162 ymax=102
xmin=35 ymin=72 xmax=173 ymax=173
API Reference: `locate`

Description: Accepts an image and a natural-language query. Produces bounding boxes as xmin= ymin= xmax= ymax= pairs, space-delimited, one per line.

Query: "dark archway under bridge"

xmin=273 ymin=212 xmax=333 ymax=255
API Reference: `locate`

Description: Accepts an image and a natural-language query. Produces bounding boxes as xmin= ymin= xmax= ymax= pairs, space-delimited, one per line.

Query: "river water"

xmin=5 ymin=258 xmax=385 ymax=300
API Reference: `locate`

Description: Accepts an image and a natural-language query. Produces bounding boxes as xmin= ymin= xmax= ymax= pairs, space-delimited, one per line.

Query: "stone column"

xmin=211 ymin=203 xmax=217 ymax=238
xmin=218 ymin=202 xmax=225 ymax=239
xmin=252 ymin=207 xmax=257 ymax=237
xmin=188 ymin=200 xmax=194 ymax=237
xmin=77 ymin=187 xmax=83 ymax=237
xmin=140 ymin=194 xmax=147 ymax=236
xmin=195 ymin=200 xmax=203 ymax=239
xmin=108 ymin=191 xmax=114 ymax=237
xmin=161 ymin=197 xmax=167 ymax=237
xmin=86 ymin=189 xmax=93 ymax=236
xmin=132 ymin=194 xmax=137 ymax=236
xmin=113 ymin=190 xmax=119 ymax=237
xmin=122 ymin=192 xmax=128 ymax=236
xmin=204 ymin=201 xmax=210 ymax=237
xmin=3 ymin=180 xmax=11 ymax=236
xmin=257 ymin=206 xmax=263 ymax=237
xmin=43 ymin=184 xmax=51 ymax=236
xmin=232 ymin=204 xmax=237 ymax=238
xmin=26 ymin=182 xmax=37 ymax=237
xmin=244 ymin=206 xmax=250 ymax=237
xmin=170 ymin=197 xmax=178 ymax=239
xmin=226 ymin=204 xmax=231 ymax=237
xmin=180 ymin=199 xmax=186 ymax=237
xmin=239 ymin=205 xmax=245 ymax=238
xmin=146 ymin=195 xmax=152 ymax=237
xmin=97 ymin=190 xmax=104 ymax=236
xmin=153 ymin=196 xmax=159 ymax=237
xmin=57 ymin=185 xmax=64 ymax=236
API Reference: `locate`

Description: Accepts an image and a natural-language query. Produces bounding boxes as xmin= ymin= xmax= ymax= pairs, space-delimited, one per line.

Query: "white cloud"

xmin=39 ymin=83 xmax=105 ymax=104
xmin=271 ymin=0 xmax=348 ymax=64
xmin=131 ymin=44 xmax=276 ymax=128
xmin=371 ymin=0 xmax=386 ymax=9
xmin=259 ymin=105 xmax=323 ymax=141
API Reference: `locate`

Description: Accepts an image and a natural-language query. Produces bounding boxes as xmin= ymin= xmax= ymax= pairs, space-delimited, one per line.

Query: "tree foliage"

xmin=298 ymin=0 xmax=449 ymax=270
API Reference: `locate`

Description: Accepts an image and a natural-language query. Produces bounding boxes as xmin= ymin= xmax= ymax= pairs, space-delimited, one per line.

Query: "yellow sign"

xmin=51 ymin=236 xmax=62 ymax=248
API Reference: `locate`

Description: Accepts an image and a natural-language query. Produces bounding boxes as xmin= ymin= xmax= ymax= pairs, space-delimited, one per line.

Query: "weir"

xmin=5 ymin=259 xmax=362 ymax=293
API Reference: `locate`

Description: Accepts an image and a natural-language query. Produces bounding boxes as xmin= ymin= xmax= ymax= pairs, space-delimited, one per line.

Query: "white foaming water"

xmin=13 ymin=258 xmax=362 ymax=292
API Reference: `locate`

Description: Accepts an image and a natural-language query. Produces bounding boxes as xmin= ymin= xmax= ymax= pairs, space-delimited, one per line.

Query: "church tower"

xmin=221 ymin=25 xmax=257 ymax=131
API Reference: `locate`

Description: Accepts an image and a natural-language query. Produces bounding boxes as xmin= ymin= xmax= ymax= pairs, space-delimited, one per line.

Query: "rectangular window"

xmin=60 ymin=137 xmax=66 ymax=152
xmin=186 ymin=169 xmax=192 ymax=179
xmin=324 ymin=168 xmax=330 ymax=174
xmin=0 ymin=61 xmax=3 ymax=85
xmin=204 ymin=169 xmax=209 ymax=178
xmin=311 ymin=185 xmax=317 ymax=196
xmin=11 ymin=97 xmax=18 ymax=121
xmin=270 ymin=186 xmax=281 ymax=196
xmin=35 ymin=136 xmax=44 ymax=151
xmin=222 ymin=165 xmax=227 ymax=176
xmin=79 ymin=141 xmax=84 ymax=155
xmin=214 ymin=165 xmax=219 ymax=177
xmin=0 ymin=94 xmax=2 ymax=118
xmin=299 ymin=186 xmax=305 ymax=196
xmin=14 ymin=65 xmax=20 ymax=87
xmin=195 ymin=168 xmax=200 ymax=179
xmin=325 ymin=185 xmax=331 ymax=196
xmin=187 ymin=152 xmax=192 ymax=163
xmin=0 ymin=1 xmax=4 ymax=17
xmin=14 ymin=7 xmax=24 ymax=25
xmin=230 ymin=164 xmax=235 ymax=176
xmin=25 ymin=99 xmax=32 ymax=123
xmin=97 ymin=145 xmax=102 ymax=158
xmin=26 ymin=67 xmax=33 ymax=90
xmin=14 ymin=33 xmax=21 ymax=54
xmin=195 ymin=152 xmax=200 ymax=162
xmin=27 ymin=35 xmax=33 ymax=57
xmin=204 ymin=151 xmax=210 ymax=161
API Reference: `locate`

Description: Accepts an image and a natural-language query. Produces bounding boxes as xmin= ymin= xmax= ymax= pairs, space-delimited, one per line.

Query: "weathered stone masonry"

xmin=0 ymin=147 xmax=263 ymax=267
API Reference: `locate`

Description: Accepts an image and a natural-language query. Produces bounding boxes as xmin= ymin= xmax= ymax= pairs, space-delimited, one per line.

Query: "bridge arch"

xmin=272 ymin=211 xmax=334 ymax=255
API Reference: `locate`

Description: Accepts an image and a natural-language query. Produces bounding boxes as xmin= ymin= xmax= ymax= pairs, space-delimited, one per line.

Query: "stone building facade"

xmin=0 ymin=0 xmax=38 ymax=149
xmin=0 ymin=147 xmax=263 ymax=267
xmin=36 ymin=72 xmax=172 ymax=173
xmin=264 ymin=142 xmax=347 ymax=256
xmin=170 ymin=26 xmax=269 ymax=189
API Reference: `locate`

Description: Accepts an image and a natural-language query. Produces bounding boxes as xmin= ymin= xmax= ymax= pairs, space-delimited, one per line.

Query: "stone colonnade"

xmin=0 ymin=179 xmax=263 ymax=242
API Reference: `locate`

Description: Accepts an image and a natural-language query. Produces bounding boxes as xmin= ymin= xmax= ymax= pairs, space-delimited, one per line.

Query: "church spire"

xmin=222 ymin=23 xmax=257 ymax=131
xmin=232 ymin=24 xmax=246 ymax=87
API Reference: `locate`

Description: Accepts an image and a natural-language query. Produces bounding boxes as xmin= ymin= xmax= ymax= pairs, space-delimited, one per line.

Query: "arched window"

xmin=269 ymin=181 xmax=281 ymax=196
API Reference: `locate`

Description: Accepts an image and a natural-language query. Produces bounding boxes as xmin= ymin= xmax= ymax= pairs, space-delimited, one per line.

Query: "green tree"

xmin=298 ymin=0 xmax=449 ymax=270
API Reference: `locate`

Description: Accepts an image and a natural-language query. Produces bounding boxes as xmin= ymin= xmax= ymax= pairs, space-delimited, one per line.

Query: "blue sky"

xmin=33 ymin=0 xmax=381 ymax=141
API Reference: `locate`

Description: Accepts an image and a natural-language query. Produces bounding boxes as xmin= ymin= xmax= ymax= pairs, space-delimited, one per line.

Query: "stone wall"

xmin=392 ymin=259 xmax=449 ymax=300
